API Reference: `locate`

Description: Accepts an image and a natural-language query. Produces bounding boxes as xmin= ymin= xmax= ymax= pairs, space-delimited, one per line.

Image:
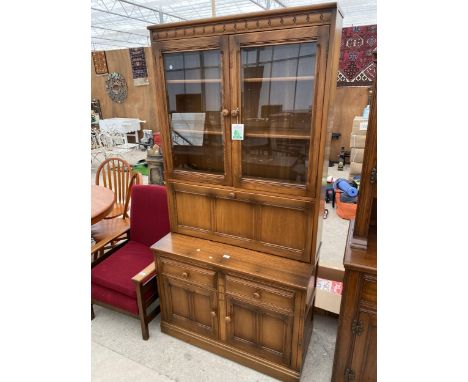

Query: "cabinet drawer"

xmin=225 ymin=275 xmax=294 ymax=313
xmin=360 ymin=275 xmax=377 ymax=308
xmin=160 ymin=258 xmax=217 ymax=289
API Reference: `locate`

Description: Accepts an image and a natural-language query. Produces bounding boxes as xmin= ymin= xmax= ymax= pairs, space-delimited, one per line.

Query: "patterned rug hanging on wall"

xmin=337 ymin=25 xmax=377 ymax=87
xmin=129 ymin=47 xmax=149 ymax=86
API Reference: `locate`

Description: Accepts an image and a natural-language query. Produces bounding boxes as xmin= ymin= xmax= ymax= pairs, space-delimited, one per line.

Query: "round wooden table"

xmin=91 ymin=185 xmax=115 ymax=225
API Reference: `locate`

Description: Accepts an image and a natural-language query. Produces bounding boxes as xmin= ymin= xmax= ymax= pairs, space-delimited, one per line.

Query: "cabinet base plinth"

xmin=161 ymin=320 xmax=301 ymax=382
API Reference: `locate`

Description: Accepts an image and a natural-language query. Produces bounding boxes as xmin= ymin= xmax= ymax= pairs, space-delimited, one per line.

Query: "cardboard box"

xmin=315 ymin=265 xmax=344 ymax=314
xmin=350 ymin=148 xmax=365 ymax=163
xmin=349 ymin=134 xmax=366 ymax=149
xmin=352 ymin=116 xmax=368 ymax=135
xmin=318 ymin=265 xmax=344 ymax=282
xmin=349 ymin=161 xmax=362 ymax=176
xmin=315 ymin=277 xmax=343 ymax=314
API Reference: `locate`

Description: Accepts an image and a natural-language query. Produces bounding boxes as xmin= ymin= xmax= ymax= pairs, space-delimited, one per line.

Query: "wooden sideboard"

xmin=331 ymin=224 xmax=377 ymax=381
xmin=152 ymin=233 xmax=315 ymax=381
xmin=149 ymin=3 xmax=343 ymax=380
xmin=332 ymin=50 xmax=377 ymax=382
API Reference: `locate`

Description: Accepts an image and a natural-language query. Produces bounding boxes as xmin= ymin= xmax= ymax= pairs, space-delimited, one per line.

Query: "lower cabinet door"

xmin=349 ymin=310 xmax=377 ymax=382
xmin=162 ymin=275 xmax=219 ymax=340
xmin=225 ymin=295 xmax=293 ymax=366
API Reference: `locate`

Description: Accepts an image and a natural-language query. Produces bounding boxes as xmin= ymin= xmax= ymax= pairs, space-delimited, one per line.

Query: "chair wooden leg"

xmin=140 ymin=317 xmax=149 ymax=341
xmin=135 ymin=281 xmax=149 ymax=340
xmin=91 ymin=304 xmax=95 ymax=320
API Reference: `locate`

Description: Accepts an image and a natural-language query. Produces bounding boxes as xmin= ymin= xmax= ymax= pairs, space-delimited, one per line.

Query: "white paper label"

xmin=359 ymin=122 xmax=368 ymax=131
xmin=231 ymin=124 xmax=244 ymax=140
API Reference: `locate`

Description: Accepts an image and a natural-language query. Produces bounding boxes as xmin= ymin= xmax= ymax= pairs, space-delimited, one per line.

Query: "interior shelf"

xmin=245 ymin=128 xmax=310 ymax=140
xmin=243 ymin=76 xmax=314 ymax=82
xmin=171 ymin=129 xmax=223 ymax=135
xmin=166 ymin=78 xmax=221 ymax=84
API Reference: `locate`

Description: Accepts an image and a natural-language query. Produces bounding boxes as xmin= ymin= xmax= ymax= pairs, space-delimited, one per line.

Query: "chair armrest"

xmin=91 ymin=225 xmax=130 ymax=254
xmin=132 ymin=262 xmax=156 ymax=285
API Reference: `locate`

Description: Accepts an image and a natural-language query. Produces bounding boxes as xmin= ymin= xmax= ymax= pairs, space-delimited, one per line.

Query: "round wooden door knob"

xmin=210 ymin=311 xmax=216 ymax=317
xmin=253 ymin=292 xmax=261 ymax=299
xmin=222 ymin=109 xmax=230 ymax=117
xmin=225 ymin=316 xmax=231 ymax=323
xmin=231 ymin=108 xmax=239 ymax=117
xmin=181 ymin=272 xmax=189 ymax=278
xmin=228 ymin=192 xmax=236 ymax=199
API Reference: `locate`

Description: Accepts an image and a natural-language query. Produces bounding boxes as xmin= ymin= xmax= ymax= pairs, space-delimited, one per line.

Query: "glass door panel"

xmin=163 ymin=49 xmax=225 ymax=175
xmin=240 ymin=42 xmax=317 ymax=185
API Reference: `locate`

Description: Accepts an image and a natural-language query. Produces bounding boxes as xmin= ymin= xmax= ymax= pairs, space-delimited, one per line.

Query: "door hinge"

xmin=352 ymin=319 xmax=363 ymax=335
xmin=370 ymin=167 xmax=377 ymax=184
xmin=344 ymin=367 xmax=355 ymax=381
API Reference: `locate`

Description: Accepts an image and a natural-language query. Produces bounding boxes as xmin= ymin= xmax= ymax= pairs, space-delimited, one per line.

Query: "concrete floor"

xmin=91 ymin=151 xmax=350 ymax=381
xmin=92 ymin=307 xmax=338 ymax=382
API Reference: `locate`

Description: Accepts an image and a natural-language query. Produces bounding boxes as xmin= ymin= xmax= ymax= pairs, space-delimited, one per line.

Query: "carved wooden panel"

xmin=160 ymin=257 xmax=217 ymax=289
xmin=214 ymin=198 xmax=254 ymax=239
xmin=169 ymin=182 xmax=314 ymax=261
xmin=150 ymin=8 xmax=334 ymax=42
xmin=225 ymin=275 xmax=295 ymax=313
xmin=225 ymin=295 xmax=293 ymax=366
xmin=259 ymin=205 xmax=307 ymax=251
xmin=350 ymin=310 xmax=377 ymax=382
xmin=360 ymin=275 xmax=377 ymax=310
xmin=175 ymin=191 xmax=211 ymax=231
xmin=162 ymin=275 xmax=218 ymax=339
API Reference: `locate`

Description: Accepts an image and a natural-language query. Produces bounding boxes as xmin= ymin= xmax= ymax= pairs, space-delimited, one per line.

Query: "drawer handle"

xmin=228 ymin=192 xmax=235 ymax=199
xmin=253 ymin=292 xmax=261 ymax=299
xmin=225 ymin=316 xmax=231 ymax=323
xmin=181 ymin=272 xmax=189 ymax=278
xmin=210 ymin=311 xmax=216 ymax=317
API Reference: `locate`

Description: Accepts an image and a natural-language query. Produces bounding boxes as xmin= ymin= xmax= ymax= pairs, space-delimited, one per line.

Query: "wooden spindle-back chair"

xmin=95 ymin=157 xmax=141 ymax=219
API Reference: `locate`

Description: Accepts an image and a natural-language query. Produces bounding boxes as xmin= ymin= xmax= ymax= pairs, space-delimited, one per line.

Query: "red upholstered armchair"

xmin=91 ymin=185 xmax=170 ymax=340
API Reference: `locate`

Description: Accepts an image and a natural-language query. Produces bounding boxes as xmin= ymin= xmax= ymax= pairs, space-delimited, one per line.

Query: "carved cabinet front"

xmin=156 ymin=252 xmax=307 ymax=377
xmin=225 ymin=295 xmax=294 ymax=366
xmin=162 ymin=276 xmax=219 ymax=339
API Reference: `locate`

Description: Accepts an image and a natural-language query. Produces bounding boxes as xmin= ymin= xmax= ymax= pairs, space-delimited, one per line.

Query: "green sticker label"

xmin=232 ymin=124 xmax=244 ymax=140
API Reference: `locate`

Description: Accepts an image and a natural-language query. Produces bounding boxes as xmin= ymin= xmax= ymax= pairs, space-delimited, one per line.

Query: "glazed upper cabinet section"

xmin=231 ymin=27 xmax=329 ymax=197
xmin=154 ymin=36 xmax=232 ymax=186
xmin=155 ymin=27 xmax=330 ymax=197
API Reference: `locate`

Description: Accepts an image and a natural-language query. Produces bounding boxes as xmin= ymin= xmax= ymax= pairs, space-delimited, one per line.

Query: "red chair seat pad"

xmin=91 ymin=283 xmax=139 ymax=315
xmin=92 ymin=240 xmax=154 ymax=299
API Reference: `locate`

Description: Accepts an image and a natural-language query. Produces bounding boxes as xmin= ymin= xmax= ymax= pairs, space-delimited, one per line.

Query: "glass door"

xmin=230 ymin=27 xmax=329 ymax=196
xmin=154 ymin=36 xmax=232 ymax=185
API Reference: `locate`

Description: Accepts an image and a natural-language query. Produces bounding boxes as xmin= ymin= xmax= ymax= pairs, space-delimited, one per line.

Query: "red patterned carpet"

xmin=337 ymin=25 xmax=377 ymax=87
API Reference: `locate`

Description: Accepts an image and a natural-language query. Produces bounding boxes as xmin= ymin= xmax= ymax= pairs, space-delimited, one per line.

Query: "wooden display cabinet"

xmin=331 ymin=51 xmax=377 ymax=382
xmin=150 ymin=4 xmax=343 ymax=381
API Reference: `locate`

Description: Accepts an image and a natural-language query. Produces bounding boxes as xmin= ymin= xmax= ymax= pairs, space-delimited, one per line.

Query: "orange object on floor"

xmin=335 ymin=189 xmax=357 ymax=220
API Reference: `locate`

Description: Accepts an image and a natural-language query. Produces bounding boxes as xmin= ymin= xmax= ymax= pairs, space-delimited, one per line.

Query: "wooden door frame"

xmin=151 ymin=35 xmax=233 ymax=186
xmin=228 ymin=26 xmax=330 ymax=198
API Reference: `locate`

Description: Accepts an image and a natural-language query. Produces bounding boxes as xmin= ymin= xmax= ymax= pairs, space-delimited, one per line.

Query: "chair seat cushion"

xmin=91 ymin=240 xmax=154 ymax=299
xmin=92 ymin=283 xmax=140 ymax=315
